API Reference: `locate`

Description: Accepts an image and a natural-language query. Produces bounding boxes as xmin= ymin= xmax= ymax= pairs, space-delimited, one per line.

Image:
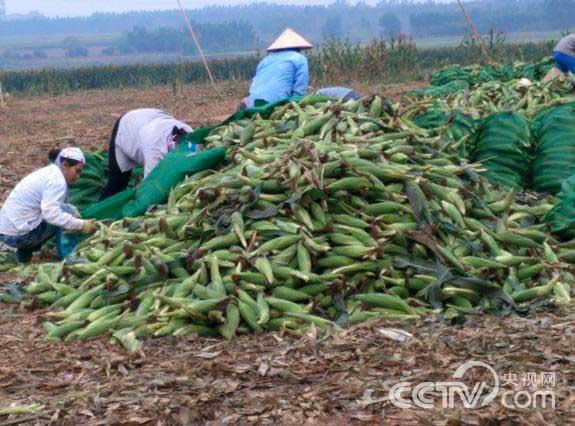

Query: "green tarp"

xmin=123 ymin=147 xmax=226 ymax=218
xmin=81 ymin=148 xmax=225 ymax=220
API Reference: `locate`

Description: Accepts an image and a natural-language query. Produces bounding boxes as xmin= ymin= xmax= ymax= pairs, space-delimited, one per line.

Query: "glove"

xmin=81 ymin=219 xmax=97 ymax=234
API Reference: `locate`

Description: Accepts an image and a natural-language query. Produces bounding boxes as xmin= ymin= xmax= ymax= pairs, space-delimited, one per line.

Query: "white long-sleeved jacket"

xmin=0 ymin=164 xmax=84 ymax=236
xmin=115 ymin=109 xmax=193 ymax=178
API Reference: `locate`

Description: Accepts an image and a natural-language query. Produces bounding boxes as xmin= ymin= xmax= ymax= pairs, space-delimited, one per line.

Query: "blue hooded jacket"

xmin=248 ymin=50 xmax=309 ymax=107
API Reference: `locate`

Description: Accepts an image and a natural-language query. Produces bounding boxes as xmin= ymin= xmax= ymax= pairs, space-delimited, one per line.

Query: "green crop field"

xmin=414 ymin=30 xmax=561 ymax=49
xmin=0 ymin=33 xmax=121 ymax=50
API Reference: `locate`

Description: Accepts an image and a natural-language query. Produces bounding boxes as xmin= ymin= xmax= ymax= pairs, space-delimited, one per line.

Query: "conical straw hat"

xmin=267 ymin=28 xmax=313 ymax=52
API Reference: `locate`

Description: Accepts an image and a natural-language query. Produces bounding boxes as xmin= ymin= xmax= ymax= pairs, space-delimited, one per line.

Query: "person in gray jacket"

xmin=100 ymin=109 xmax=194 ymax=200
xmin=553 ymin=33 xmax=575 ymax=75
xmin=315 ymin=87 xmax=360 ymax=101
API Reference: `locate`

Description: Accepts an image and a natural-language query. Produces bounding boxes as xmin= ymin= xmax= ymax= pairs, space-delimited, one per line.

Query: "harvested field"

xmin=1 ymin=302 xmax=573 ymax=425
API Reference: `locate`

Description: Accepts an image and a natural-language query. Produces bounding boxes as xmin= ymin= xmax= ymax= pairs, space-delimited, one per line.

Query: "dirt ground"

xmin=0 ymin=304 xmax=573 ymax=425
xmin=1 ymin=81 xmax=573 ymax=425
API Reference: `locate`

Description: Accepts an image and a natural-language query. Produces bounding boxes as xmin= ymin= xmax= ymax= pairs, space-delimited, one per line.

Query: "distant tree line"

xmin=114 ymin=21 xmax=258 ymax=55
xmin=0 ymin=20 xmax=258 ymax=67
xmin=0 ymin=0 xmax=573 ymax=46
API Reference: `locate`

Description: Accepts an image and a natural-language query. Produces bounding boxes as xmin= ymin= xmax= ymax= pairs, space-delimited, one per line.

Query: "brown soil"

xmin=0 ymin=304 xmax=572 ymax=425
xmin=3 ymin=81 xmax=572 ymax=425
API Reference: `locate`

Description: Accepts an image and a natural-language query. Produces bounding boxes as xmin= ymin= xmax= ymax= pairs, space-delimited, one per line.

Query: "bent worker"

xmin=100 ymin=108 xmax=193 ymax=200
xmin=240 ymin=28 xmax=313 ymax=110
xmin=553 ymin=33 xmax=575 ymax=75
xmin=0 ymin=148 xmax=96 ymax=263
xmin=314 ymin=87 xmax=361 ymax=101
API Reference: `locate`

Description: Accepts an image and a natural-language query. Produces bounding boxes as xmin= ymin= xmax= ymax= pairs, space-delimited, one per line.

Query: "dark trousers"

xmin=0 ymin=203 xmax=76 ymax=262
xmin=100 ymin=116 xmax=132 ymax=200
xmin=1 ymin=221 xmax=57 ymax=262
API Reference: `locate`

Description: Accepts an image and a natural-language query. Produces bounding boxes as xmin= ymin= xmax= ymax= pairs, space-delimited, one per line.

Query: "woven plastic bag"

xmin=472 ymin=111 xmax=532 ymax=189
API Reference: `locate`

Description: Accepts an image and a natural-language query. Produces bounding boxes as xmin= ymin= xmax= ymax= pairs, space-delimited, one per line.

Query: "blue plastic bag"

xmin=56 ymin=229 xmax=79 ymax=260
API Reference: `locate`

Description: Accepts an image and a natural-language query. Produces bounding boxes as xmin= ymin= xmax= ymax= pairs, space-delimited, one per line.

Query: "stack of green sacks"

xmin=413 ymin=109 xmax=477 ymax=158
xmin=472 ymin=111 xmax=532 ymax=189
xmin=532 ymin=102 xmax=575 ymax=195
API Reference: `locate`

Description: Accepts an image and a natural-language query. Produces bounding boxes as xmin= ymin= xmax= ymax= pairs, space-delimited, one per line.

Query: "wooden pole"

xmin=176 ymin=0 xmax=221 ymax=97
xmin=456 ymin=0 xmax=493 ymax=65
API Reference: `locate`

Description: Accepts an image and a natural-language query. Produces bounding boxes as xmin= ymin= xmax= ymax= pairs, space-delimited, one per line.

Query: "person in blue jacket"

xmin=239 ymin=28 xmax=313 ymax=110
xmin=553 ymin=33 xmax=575 ymax=75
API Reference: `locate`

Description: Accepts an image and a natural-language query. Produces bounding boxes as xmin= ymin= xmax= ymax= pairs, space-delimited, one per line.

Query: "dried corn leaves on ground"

xmin=0 ymin=304 xmax=573 ymax=424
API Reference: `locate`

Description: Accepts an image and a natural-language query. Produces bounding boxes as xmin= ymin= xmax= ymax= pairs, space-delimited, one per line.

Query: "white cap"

xmin=57 ymin=147 xmax=85 ymax=165
xmin=267 ymin=28 xmax=313 ymax=52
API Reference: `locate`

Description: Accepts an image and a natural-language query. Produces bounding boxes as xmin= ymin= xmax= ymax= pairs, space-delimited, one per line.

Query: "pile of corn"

xmin=67 ymin=150 xmax=108 ymax=211
xmin=17 ymin=95 xmax=575 ymax=350
xmin=404 ymin=73 xmax=575 ymax=192
xmin=428 ymin=60 xmax=554 ymax=88
xmin=405 ymin=76 xmax=575 ymax=120
xmin=0 ymin=252 xmax=16 ymax=273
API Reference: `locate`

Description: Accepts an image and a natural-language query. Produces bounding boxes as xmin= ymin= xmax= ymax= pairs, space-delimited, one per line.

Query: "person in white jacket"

xmin=0 ymin=147 xmax=97 ymax=262
xmin=100 ymin=108 xmax=194 ymax=200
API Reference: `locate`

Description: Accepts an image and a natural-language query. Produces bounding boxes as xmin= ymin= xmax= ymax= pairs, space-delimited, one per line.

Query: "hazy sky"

xmin=6 ymin=0 xmax=454 ymax=17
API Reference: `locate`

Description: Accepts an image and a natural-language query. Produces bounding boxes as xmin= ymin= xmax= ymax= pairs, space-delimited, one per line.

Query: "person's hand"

xmin=81 ymin=219 xmax=97 ymax=234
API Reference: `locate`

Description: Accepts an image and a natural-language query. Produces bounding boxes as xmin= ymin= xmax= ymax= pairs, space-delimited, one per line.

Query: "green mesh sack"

xmin=411 ymin=80 xmax=470 ymax=98
xmin=514 ymin=63 xmax=537 ymax=81
xmin=531 ymin=102 xmax=575 ymax=135
xmin=531 ymin=103 xmax=575 ymax=194
xmin=545 ymin=194 xmax=575 ymax=240
xmin=471 ymin=67 xmax=500 ymax=85
xmin=557 ymin=173 xmax=575 ymax=200
xmin=444 ymin=111 xmax=478 ymax=158
xmin=429 ymin=65 xmax=475 ymax=86
xmin=464 ymin=64 xmax=514 ymax=85
xmin=412 ymin=109 xmax=446 ymax=130
xmin=535 ymin=57 xmax=557 ymax=80
xmin=412 ymin=109 xmax=476 ymax=158
xmin=68 ymin=150 xmax=107 ymax=211
xmin=122 ymin=147 xmax=226 ymax=218
xmin=69 ymin=150 xmax=143 ymax=213
xmin=472 ymin=111 xmax=532 ymax=189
